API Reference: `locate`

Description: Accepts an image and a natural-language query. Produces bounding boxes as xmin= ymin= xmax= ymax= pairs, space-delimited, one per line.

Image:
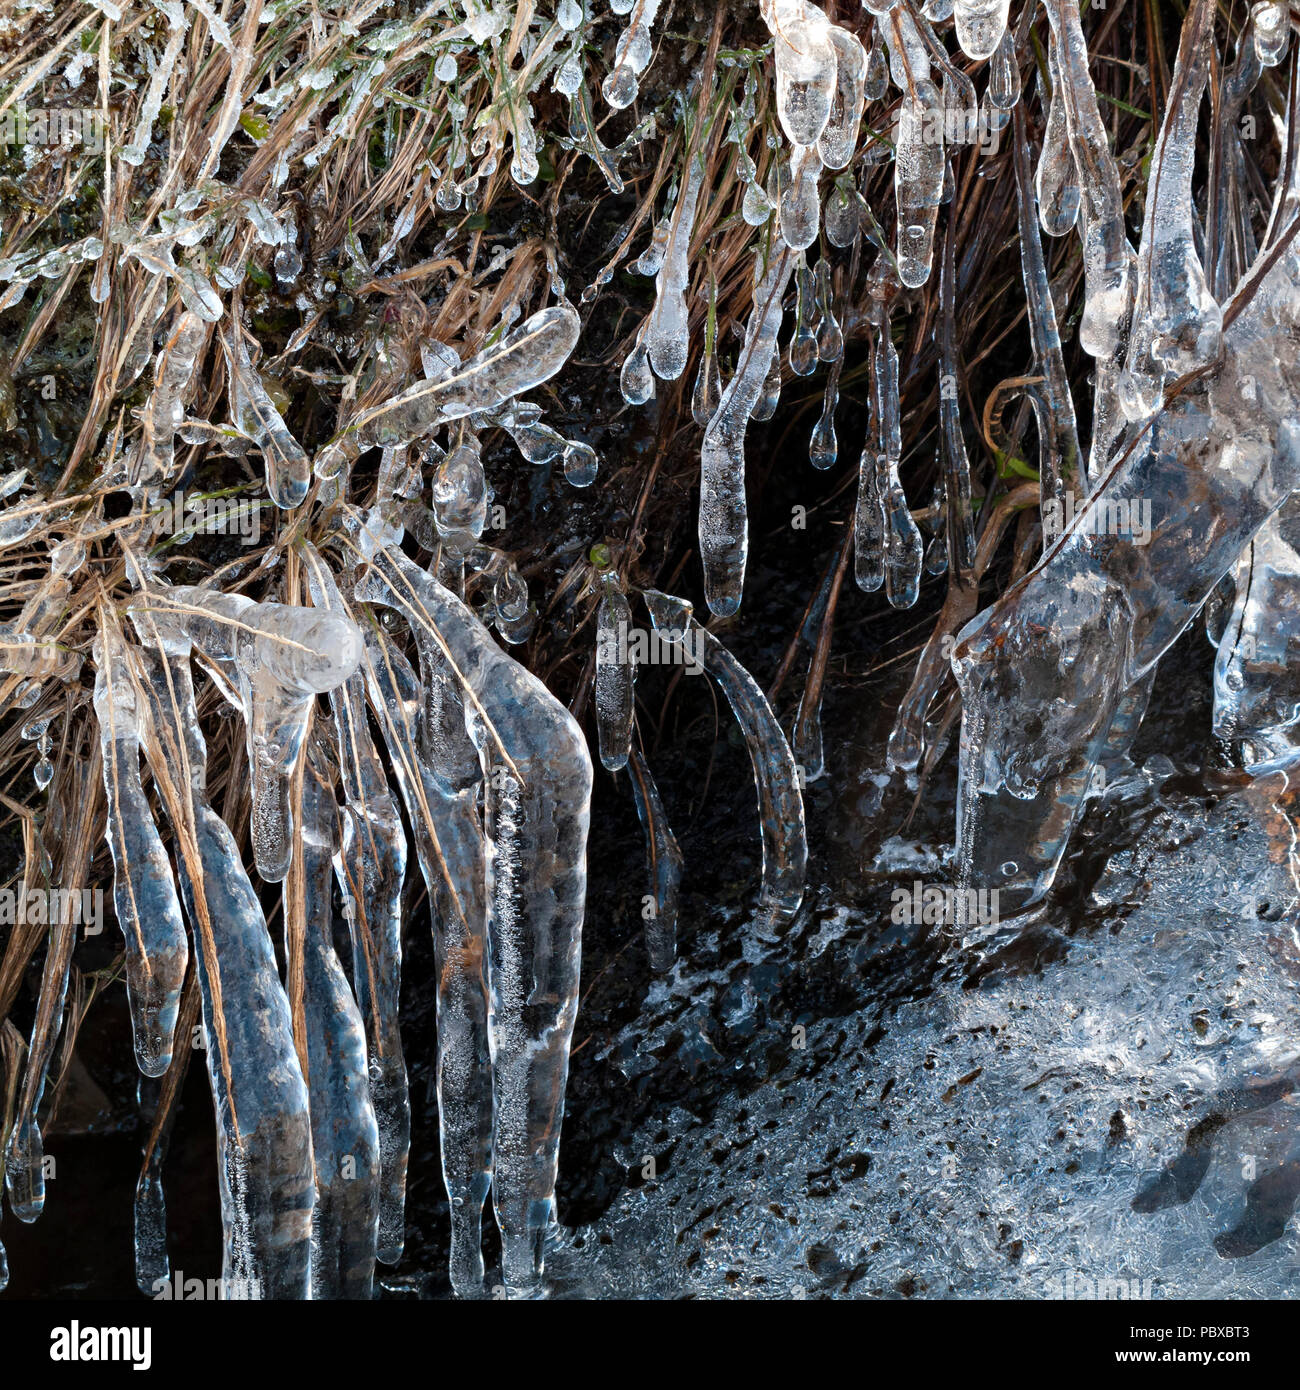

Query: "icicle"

xmin=4 ymin=912 xmax=74 ymax=1222
xmin=646 ymin=154 xmax=705 ymax=381
xmin=988 ymin=27 xmax=1021 ymax=109
xmin=92 ymin=622 xmax=188 ymax=1079
xmin=1253 ymin=3 xmax=1291 ymax=67
xmin=1011 ymin=102 xmax=1082 ymax=504
xmin=814 ymin=258 xmax=843 ymax=361
xmin=953 ymin=0 xmax=1010 ymax=62
xmin=938 ymin=226 xmax=978 ymax=575
xmin=132 ymin=588 xmax=362 ymax=883
xmin=691 ymin=277 xmax=723 ymax=426
xmin=766 ymin=0 xmax=837 ymax=148
xmin=810 ymin=372 xmax=839 ymax=470
xmin=603 ymin=0 xmax=662 ymax=110
xmin=644 ymin=590 xmax=806 ymax=933
xmin=302 ymin=551 xmax=410 ymax=1267
xmin=1041 ymin=0 xmax=1134 ymax=360
xmin=351 ymin=611 xmax=492 ymax=1297
xmin=134 ymin=983 xmax=197 ymax=1295
xmin=780 ymin=142 xmax=825 ymax=251
xmin=825 ymin=180 xmax=865 ymax=248
xmin=1120 ymin=0 xmax=1221 ymax=418
xmin=297 ymin=760 xmax=380 ymax=1300
xmin=134 ymin=648 xmax=313 ymax=1298
xmin=627 ymin=748 xmax=682 ymax=972
xmin=818 ymin=26 xmax=868 ymax=170
xmin=1036 ymin=35 xmax=1081 ymax=237
xmin=131 ymin=312 xmax=206 ymax=498
xmin=789 ymin=255 xmax=819 ymax=376
xmin=880 ymin=6 xmax=946 ymax=288
xmin=595 ymin=575 xmax=635 ymax=772
xmin=700 ymin=243 xmax=796 ymax=617
xmin=223 ymin=323 xmax=311 ymax=510
xmin=620 ymin=329 xmax=655 ymax=405
xmin=356 ymin=544 xmax=592 ymax=1298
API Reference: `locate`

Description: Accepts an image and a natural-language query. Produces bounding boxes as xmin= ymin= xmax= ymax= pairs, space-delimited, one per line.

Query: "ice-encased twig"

xmin=644 ymin=590 xmax=806 ymax=934
xmin=317 ymin=303 xmax=580 ymax=477
xmin=699 ymin=242 xmax=795 ymax=618
xmin=134 ymin=645 xmax=313 ymax=1298
xmin=355 ymin=543 xmax=592 ymax=1298
xmin=295 ymin=757 xmax=380 ymax=1300
xmin=92 ymin=616 xmax=188 ymax=1078
xmin=626 ymin=747 xmax=682 ymax=972
xmin=130 ymin=311 xmax=206 ymax=500
xmin=301 ymin=547 xmax=410 ymax=1266
xmin=351 ymin=608 xmax=492 ymax=1298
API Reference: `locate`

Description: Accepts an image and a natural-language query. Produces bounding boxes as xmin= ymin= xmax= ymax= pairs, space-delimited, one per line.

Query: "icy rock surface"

xmin=535 ymin=764 xmax=1300 ymax=1298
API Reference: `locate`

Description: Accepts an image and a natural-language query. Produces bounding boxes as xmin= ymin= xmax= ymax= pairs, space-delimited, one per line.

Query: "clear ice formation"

xmin=626 ymin=748 xmax=682 ymax=972
xmin=130 ymin=586 xmax=363 ymax=883
xmin=880 ymin=4 xmax=946 ymax=288
xmin=133 ymin=646 xmax=314 ymax=1298
xmin=317 ymin=303 xmax=580 ymax=477
xmin=223 ymin=322 xmax=311 ymax=510
xmin=595 ymin=574 xmax=636 ymax=773
xmin=645 ymin=154 xmax=705 ymax=381
xmin=603 ymin=0 xmax=663 ymax=111
xmin=3 ymin=886 xmax=74 ymax=1223
xmin=297 ymin=757 xmax=381 ymax=1300
xmin=1119 ymin=0 xmax=1221 ymax=421
xmin=301 ymin=550 xmax=411 ymax=1266
xmin=699 ymin=243 xmax=795 ymax=617
xmin=93 ymin=618 xmax=189 ymax=1078
xmin=953 ymin=0 xmax=1010 ymax=61
xmin=354 ymin=612 xmax=492 ymax=1297
xmin=1212 ymin=497 xmax=1300 ymax=768
xmin=951 ymin=1 xmax=1300 ymax=916
xmin=644 ymin=590 xmax=806 ymax=934
xmin=355 ymin=542 xmax=592 ymax=1297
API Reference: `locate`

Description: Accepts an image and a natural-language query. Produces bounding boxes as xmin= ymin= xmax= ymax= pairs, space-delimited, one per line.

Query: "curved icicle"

xmin=626 ymin=748 xmax=683 ymax=972
xmin=301 ymin=547 xmax=411 ymax=1266
xmin=296 ymin=758 xmax=380 ymax=1300
xmin=134 ymin=645 xmax=314 ymax=1299
xmin=92 ymin=614 xmax=188 ymax=1078
xmin=643 ymin=589 xmax=806 ymax=933
xmin=355 ymin=541 xmax=592 ymax=1298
